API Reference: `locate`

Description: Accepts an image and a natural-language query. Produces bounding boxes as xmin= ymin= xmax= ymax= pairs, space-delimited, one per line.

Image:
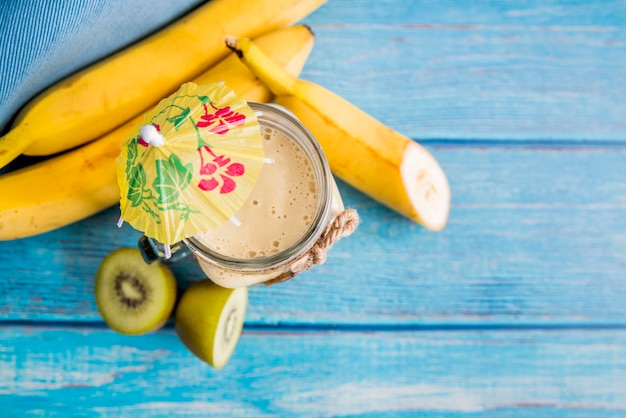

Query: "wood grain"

xmin=301 ymin=0 xmax=626 ymax=142
xmin=2 ymin=326 xmax=626 ymax=416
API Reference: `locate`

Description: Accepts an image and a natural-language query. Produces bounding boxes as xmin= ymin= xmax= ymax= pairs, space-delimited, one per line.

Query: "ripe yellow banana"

xmin=0 ymin=25 xmax=315 ymax=240
xmin=226 ymin=36 xmax=451 ymax=230
xmin=0 ymin=0 xmax=326 ymax=169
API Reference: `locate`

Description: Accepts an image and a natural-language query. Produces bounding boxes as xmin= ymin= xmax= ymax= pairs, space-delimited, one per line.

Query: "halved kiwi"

xmin=175 ymin=280 xmax=248 ymax=369
xmin=94 ymin=247 xmax=177 ymax=335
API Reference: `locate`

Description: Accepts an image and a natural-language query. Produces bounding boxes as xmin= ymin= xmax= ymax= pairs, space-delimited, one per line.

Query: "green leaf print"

xmin=153 ymin=153 xmax=193 ymax=205
xmin=127 ymin=163 xmax=147 ymax=207
xmin=125 ymin=138 xmax=139 ymax=177
xmin=167 ymin=107 xmax=191 ymax=130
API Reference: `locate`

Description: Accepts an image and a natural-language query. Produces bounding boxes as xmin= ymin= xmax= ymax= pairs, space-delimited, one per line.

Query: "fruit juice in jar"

xmin=184 ymin=103 xmax=344 ymax=288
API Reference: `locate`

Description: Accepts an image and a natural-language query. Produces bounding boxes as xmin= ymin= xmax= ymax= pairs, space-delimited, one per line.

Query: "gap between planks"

xmin=3 ymin=320 xmax=626 ymax=334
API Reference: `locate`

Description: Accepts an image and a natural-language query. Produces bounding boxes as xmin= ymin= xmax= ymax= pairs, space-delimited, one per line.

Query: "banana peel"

xmin=0 ymin=25 xmax=316 ymax=240
xmin=0 ymin=0 xmax=326 ymax=169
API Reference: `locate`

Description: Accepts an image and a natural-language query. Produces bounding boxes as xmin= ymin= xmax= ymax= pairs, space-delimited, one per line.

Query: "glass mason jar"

xmin=141 ymin=102 xmax=345 ymax=288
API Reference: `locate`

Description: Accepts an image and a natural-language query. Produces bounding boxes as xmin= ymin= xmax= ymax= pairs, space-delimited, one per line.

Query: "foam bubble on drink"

xmin=195 ymin=125 xmax=319 ymax=259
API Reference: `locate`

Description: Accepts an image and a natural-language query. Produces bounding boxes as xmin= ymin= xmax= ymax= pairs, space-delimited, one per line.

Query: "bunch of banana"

xmin=226 ymin=37 xmax=451 ymax=231
xmin=0 ymin=26 xmax=316 ymax=240
xmin=0 ymin=0 xmax=326 ymax=169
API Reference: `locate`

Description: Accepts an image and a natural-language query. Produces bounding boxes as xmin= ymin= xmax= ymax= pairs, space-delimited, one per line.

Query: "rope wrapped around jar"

xmin=266 ymin=208 xmax=360 ymax=285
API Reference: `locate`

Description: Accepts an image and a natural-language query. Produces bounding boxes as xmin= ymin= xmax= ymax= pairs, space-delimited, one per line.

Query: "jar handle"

xmin=138 ymin=235 xmax=192 ymax=264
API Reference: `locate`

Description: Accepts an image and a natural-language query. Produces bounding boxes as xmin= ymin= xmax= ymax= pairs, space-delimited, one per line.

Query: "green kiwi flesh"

xmin=175 ymin=280 xmax=248 ymax=369
xmin=95 ymin=247 xmax=177 ymax=335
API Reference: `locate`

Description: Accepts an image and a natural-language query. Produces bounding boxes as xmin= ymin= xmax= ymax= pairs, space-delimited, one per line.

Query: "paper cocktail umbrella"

xmin=117 ymin=82 xmax=265 ymax=248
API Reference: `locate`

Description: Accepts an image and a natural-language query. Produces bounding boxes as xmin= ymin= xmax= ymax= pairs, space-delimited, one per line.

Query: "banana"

xmin=0 ymin=26 xmax=315 ymax=240
xmin=226 ymin=36 xmax=451 ymax=230
xmin=0 ymin=0 xmax=326 ymax=169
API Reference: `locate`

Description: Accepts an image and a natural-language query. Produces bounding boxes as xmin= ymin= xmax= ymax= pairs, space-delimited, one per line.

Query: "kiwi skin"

xmin=95 ymin=247 xmax=177 ymax=335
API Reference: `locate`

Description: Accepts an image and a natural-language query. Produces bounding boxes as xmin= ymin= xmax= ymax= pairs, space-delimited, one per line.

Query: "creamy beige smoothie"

xmin=186 ymin=103 xmax=344 ymax=288
xmin=196 ymin=125 xmax=319 ymax=257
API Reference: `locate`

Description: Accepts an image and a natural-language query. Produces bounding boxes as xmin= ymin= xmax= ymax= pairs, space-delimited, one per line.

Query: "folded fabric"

xmin=0 ymin=0 xmax=203 ymax=133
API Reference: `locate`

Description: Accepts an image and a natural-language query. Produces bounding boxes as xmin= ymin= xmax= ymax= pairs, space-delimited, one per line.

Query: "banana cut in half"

xmin=226 ymin=36 xmax=451 ymax=231
xmin=400 ymin=141 xmax=451 ymax=231
xmin=175 ymin=280 xmax=248 ymax=369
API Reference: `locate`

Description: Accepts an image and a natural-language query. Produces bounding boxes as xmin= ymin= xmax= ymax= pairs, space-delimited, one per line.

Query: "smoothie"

xmin=185 ymin=103 xmax=344 ymax=287
xmin=195 ymin=124 xmax=319 ymax=258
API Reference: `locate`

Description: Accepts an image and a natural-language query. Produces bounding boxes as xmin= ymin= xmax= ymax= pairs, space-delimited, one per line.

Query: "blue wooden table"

xmin=2 ymin=0 xmax=626 ymax=415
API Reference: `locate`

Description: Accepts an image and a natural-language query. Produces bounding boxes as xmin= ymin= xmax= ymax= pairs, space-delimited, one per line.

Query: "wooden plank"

xmin=1 ymin=325 xmax=625 ymax=416
xmin=301 ymin=1 xmax=626 ymax=141
xmin=307 ymin=0 xmax=626 ymax=25
xmin=2 ymin=146 xmax=625 ymax=325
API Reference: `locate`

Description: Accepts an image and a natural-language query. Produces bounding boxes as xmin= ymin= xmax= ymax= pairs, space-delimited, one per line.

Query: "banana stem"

xmin=225 ymin=36 xmax=298 ymax=97
xmin=0 ymin=128 xmax=31 ymax=169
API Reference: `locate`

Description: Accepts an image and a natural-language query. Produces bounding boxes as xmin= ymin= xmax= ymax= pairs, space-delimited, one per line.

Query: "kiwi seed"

xmin=114 ymin=272 xmax=148 ymax=309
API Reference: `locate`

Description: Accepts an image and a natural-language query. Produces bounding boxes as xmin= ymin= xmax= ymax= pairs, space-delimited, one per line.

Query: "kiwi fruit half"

xmin=175 ymin=280 xmax=248 ymax=369
xmin=95 ymin=247 xmax=177 ymax=335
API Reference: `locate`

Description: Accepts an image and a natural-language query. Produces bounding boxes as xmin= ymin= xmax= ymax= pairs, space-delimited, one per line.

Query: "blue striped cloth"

xmin=0 ymin=0 xmax=204 ymax=133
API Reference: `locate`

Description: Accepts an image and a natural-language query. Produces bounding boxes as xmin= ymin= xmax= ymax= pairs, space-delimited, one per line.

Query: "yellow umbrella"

xmin=117 ymin=82 xmax=265 ymax=247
